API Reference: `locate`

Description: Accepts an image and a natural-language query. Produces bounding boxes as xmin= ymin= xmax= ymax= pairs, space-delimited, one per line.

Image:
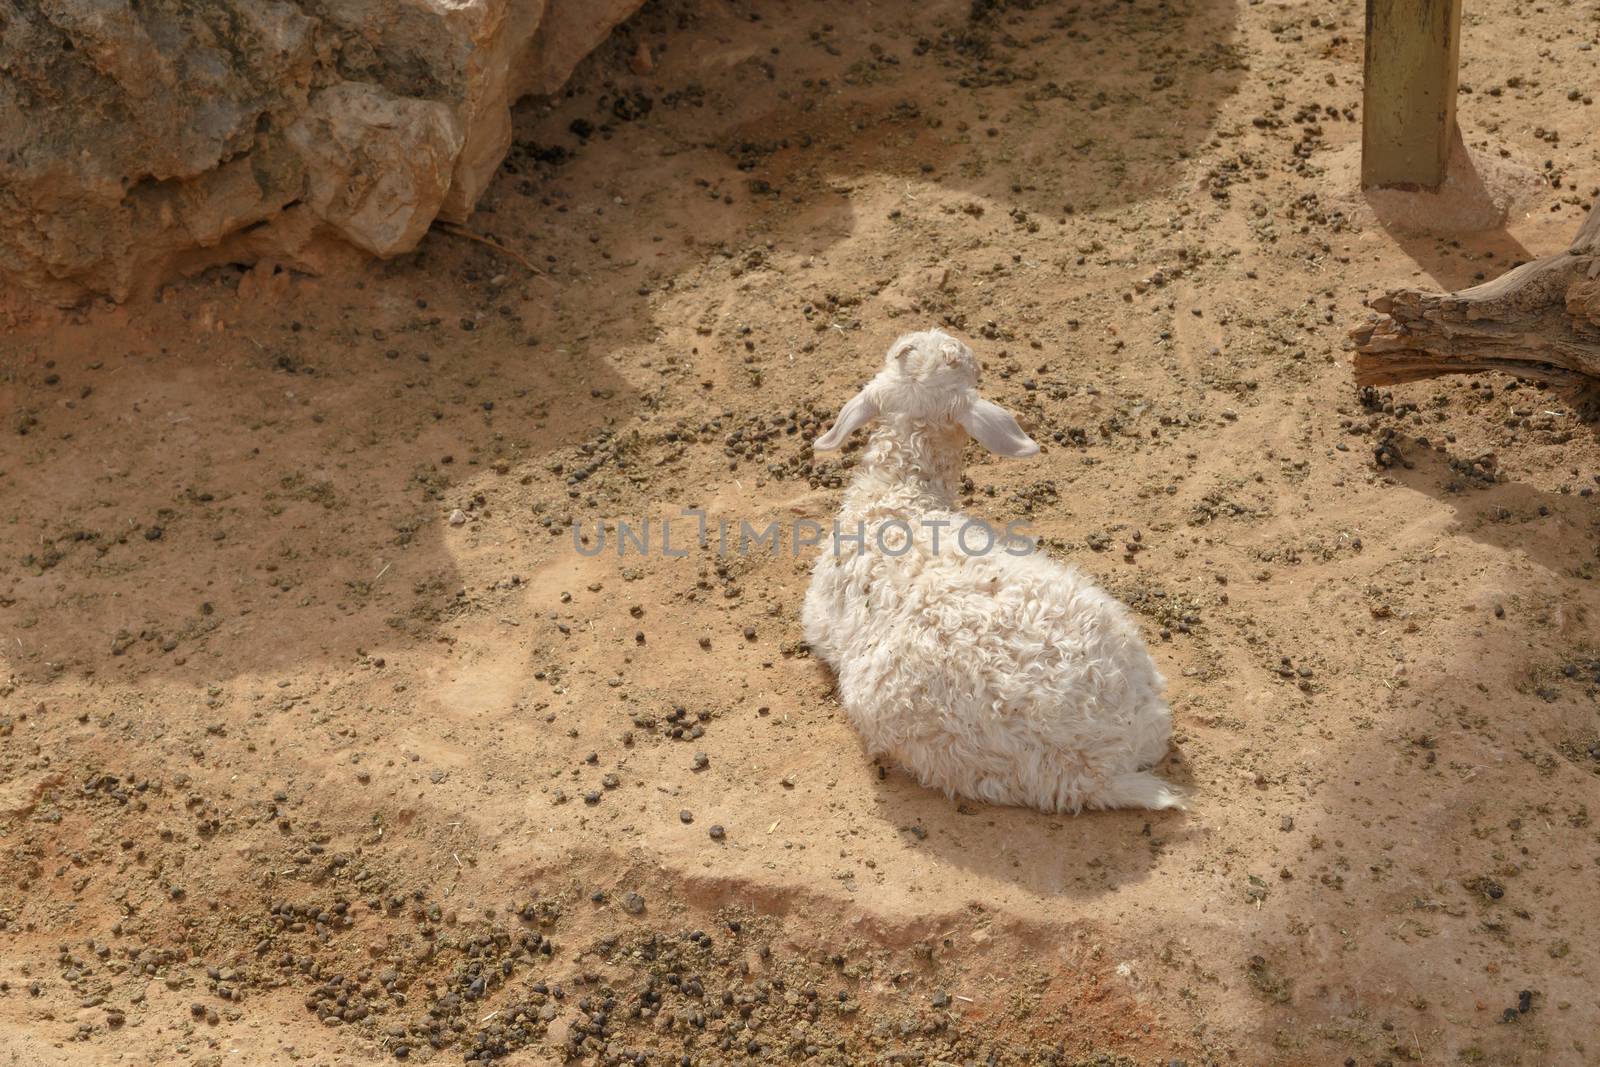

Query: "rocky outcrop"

xmin=287 ymin=82 xmax=465 ymax=257
xmin=0 ymin=0 xmax=643 ymax=304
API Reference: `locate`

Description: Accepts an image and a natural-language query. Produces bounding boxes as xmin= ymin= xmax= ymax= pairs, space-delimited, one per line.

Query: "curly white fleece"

xmin=802 ymin=330 xmax=1182 ymax=813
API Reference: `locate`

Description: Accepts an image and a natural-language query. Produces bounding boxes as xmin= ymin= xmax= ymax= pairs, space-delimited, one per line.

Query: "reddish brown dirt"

xmin=3 ymin=1 xmax=1600 ymax=1065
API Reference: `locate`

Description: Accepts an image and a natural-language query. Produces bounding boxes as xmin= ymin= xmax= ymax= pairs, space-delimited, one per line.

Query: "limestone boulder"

xmin=288 ymin=82 xmax=464 ymax=257
xmin=0 ymin=0 xmax=644 ymax=303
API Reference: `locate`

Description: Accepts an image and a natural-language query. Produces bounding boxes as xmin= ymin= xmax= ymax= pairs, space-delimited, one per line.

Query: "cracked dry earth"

xmin=4 ymin=1 xmax=1600 ymax=1065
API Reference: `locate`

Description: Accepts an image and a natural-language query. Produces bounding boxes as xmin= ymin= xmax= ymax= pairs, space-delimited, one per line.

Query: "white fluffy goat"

xmin=802 ymin=328 xmax=1182 ymax=813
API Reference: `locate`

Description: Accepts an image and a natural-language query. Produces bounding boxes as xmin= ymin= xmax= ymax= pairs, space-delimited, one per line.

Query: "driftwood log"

xmin=1351 ymin=200 xmax=1600 ymax=386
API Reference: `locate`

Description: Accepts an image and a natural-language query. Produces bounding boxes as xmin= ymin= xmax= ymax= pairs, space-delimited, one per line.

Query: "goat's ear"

xmin=813 ymin=389 xmax=879 ymax=451
xmin=958 ymin=398 xmax=1039 ymax=458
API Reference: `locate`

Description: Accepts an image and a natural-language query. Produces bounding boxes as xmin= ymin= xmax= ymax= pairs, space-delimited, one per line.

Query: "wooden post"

xmin=1361 ymin=0 xmax=1462 ymax=190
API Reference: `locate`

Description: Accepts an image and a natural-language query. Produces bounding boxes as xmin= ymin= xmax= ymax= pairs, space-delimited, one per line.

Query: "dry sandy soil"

xmin=4 ymin=1 xmax=1600 ymax=1065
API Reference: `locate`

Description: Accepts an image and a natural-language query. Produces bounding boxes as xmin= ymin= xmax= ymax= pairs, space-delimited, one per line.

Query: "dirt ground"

xmin=4 ymin=0 xmax=1600 ymax=1064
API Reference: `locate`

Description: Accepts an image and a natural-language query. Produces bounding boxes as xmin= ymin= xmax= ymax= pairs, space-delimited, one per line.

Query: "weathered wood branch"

xmin=1351 ymin=199 xmax=1600 ymax=387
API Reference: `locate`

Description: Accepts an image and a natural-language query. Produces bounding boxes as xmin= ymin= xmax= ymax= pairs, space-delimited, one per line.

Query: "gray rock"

xmin=0 ymin=0 xmax=645 ymax=304
xmin=287 ymin=82 xmax=464 ymax=257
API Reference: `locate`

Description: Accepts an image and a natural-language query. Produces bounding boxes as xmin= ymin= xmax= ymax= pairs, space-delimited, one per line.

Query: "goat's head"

xmin=813 ymin=329 xmax=1039 ymax=457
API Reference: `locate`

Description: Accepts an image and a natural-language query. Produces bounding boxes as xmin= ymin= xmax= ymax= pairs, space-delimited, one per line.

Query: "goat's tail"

xmin=1098 ymin=770 xmax=1186 ymax=812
